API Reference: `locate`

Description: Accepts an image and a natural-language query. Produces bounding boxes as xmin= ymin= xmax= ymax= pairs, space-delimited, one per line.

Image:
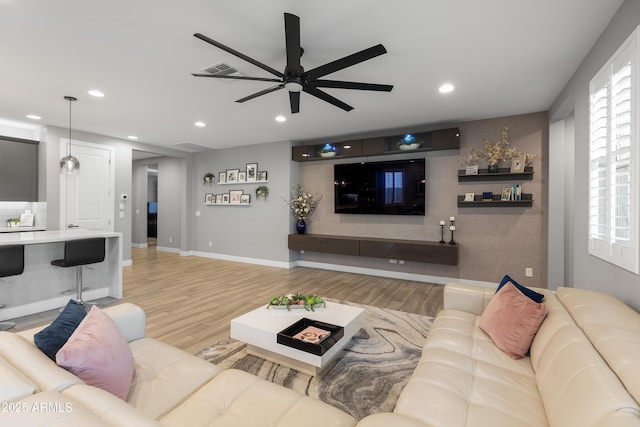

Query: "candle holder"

xmin=439 ymin=224 xmax=445 ymax=244
xmin=449 ymin=219 xmax=456 ymax=245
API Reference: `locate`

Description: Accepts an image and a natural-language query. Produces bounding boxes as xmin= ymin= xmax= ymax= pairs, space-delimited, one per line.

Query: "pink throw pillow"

xmin=479 ymin=281 xmax=547 ymax=359
xmin=56 ymin=306 xmax=134 ymax=400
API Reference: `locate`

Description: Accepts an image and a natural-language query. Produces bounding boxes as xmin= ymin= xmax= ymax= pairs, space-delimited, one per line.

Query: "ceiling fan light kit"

xmin=193 ymin=12 xmax=393 ymax=114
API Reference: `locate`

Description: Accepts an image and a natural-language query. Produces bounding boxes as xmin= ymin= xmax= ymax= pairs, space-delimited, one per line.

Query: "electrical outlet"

xmin=399 ymin=260 xmax=405 ymax=264
xmin=525 ymin=267 xmax=533 ymax=277
xmin=389 ymin=259 xmax=398 ymax=264
xmin=195 ymin=210 xmax=201 ymax=217
xmin=169 ymin=237 xmax=173 ymax=243
xmin=208 ymin=241 xmax=212 ymax=247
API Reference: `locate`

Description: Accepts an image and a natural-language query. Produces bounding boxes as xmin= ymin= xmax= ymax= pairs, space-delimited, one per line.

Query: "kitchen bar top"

xmin=0 ymin=229 xmax=120 ymax=245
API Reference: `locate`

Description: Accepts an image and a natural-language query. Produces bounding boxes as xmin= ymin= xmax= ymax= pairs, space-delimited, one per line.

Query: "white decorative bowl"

xmin=398 ymin=143 xmax=421 ymax=151
xmin=320 ymin=151 xmax=337 ymax=157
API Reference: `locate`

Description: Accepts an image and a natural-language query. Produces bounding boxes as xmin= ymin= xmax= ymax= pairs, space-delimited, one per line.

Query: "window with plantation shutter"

xmin=588 ymin=26 xmax=639 ymax=274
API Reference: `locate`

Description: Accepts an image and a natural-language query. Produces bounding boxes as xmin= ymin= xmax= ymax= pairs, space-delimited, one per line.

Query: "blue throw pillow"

xmin=496 ymin=275 xmax=544 ymax=303
xmin=34 ymin=300 xmax=87 ymax=361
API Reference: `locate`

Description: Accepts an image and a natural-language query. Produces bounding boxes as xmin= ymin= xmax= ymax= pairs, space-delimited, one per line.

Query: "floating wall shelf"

xmin=288 ymin=234 xmax=458 ymax=265
xmin=292 ymin=127 xmax=460 ymax=162
xmin=457 ymin=166 xmax=534 ymax=182
xmin=457 ymin=193 xmax=533 ymax=207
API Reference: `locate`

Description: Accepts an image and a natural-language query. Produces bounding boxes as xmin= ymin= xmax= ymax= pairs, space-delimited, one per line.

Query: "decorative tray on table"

xmin=277 ymin=318 xmax=344 ymax=356
xmin=266 ymin=293 xmax=325 ymax=311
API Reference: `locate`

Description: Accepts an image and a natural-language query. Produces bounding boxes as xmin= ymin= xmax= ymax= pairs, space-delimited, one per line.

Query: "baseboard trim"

xmin=122 ymin=259 xmax=133 ymax=267
xmin=131 ymin=243 xmax=148 ymax=249
xmin=156 ymin=246 xmax=181 ymax=254
xmin=292 ymin=260 xmax=495 ymax=287
xmin=186 ymin=251 xmax=290 ymax=269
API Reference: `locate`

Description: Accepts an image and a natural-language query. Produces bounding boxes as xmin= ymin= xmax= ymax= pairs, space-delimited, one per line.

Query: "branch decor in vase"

xmin=283 ymin=185 xmax=322 ymax=234
xmin=460 ymin=126 xmax=536 ymax=172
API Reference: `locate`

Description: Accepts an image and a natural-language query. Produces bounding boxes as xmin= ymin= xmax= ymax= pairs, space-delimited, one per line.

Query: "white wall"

xmin=550 ymin=0 xmax=640 ymax=309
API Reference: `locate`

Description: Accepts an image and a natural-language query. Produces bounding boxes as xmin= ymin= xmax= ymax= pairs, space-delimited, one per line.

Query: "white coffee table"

xmin=230 ymin=301 xmax=364 ymax=376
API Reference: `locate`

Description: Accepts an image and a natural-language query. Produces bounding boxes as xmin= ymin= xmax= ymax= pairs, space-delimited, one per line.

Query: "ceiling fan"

xmin=192 ymin=12 xmax=393 ymax=114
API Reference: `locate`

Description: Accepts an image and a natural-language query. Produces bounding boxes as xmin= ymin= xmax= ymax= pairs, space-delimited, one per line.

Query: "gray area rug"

xmin=196 ymin=301 xmax=433 ymax=420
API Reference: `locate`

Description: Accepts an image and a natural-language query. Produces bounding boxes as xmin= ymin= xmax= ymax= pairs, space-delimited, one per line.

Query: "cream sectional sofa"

xmin=0 ymin=303 xmax=355 ymax=427
xmin=357 ymin=283 xmax=640 ymax=427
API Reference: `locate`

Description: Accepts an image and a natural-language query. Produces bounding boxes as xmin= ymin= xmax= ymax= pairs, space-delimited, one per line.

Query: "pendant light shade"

xmin=60 ymin=96 xmax=79 ymax=174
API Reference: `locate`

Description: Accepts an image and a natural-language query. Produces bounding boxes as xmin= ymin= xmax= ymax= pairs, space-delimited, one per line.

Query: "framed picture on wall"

xmin=256 ymin=170 xmax=268 ymax=182
xmin=240 ymin=194 xmax=251 ymax=204
xmin=246 ymin=163 xmax=258 ymax=182
xmin=229 ymin=190 xmax=243 ymax=204
xmin=219 ymin=171 xmax=227 ymax=183
xmin=222 ymin=193 xmax=230 ymax=204
xmin=501 ymin=187 xmax=512 ymax=201
xmin=204 ymin=193 xmax=214 ymax=204
xmin=226 ymin=169 xmax=239 ymax=183
xmin=510 ymin=155 xmax=525 ymax=173
xmin=215 ymin=194 xmax=223 ymax=204
xmin=237 ymin=171 xmax=246 ymax=182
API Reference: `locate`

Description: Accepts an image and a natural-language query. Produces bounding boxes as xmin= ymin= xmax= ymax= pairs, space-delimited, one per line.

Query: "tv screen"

xmin=334 ymin=159 xmax=425 ymax=215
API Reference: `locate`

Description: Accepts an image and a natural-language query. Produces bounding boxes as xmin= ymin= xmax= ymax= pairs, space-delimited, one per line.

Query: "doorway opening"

xmin=147 ymin=165 xmax=158 ymax=247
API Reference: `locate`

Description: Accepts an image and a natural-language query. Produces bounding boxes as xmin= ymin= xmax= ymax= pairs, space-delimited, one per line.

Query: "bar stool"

xmin=51 ymin=238 xmax=105 ymax=308
xmin=0 ymin=245 xmax=25 ymax=331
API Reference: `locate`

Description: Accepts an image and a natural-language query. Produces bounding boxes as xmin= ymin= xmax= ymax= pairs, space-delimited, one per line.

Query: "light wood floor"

xmin=12 ymin=247 xmax=443 ymax=355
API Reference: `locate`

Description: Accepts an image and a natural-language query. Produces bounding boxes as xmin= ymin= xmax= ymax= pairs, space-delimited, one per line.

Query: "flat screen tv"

xmin=334 ymin=158 xmax=425 ymax=215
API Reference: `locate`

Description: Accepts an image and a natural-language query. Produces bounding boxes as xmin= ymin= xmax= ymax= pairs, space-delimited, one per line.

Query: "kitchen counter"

xmin=0 ymin=229 xmax=122 ymax=320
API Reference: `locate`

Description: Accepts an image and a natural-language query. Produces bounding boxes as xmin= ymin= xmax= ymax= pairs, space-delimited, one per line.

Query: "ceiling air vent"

xmin=203 ymin=63 xmax=240 ymax=77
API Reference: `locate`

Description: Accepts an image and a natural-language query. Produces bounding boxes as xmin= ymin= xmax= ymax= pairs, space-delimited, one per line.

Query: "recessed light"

xmin=195 ymin=121 xmax=206 ymax=127
xmin=127 ymin=135 xmax=138 ymax=140
xmin=26 ymin=114 xmax=41 ymax=120
xmin=438 ymin=83 xmax=455 ymax=94
xmin=88 ymin=89 xmax=105 ymax=97
xmin=275 ymin=115 xmax=286 ymax=122
xmin=343 ymin=145 xmax=352 ymax=149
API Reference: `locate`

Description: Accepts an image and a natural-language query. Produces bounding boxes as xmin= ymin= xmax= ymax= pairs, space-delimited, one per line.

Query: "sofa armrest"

xmin=101 ymin=303 xmax=146 ymax=342
xmin=356 ymin=412 xmax=433 ymax=427
xmin=443 ymin=282 xmax=495 ymax=315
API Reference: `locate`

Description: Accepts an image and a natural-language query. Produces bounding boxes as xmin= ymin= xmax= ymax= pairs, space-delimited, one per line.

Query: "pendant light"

xmin=60 ymin=95 xmax=79 ymax=174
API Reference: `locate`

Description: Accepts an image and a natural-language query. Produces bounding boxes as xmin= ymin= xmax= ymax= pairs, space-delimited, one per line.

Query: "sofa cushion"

xmin=56 ymin=306 xmax=135 ymax=400
xmin=0 ymin=354 xmax=38 ymax=402
xmin=62 ymin=384 xmax=163 ymax=427
xmin=34 ymin=299 xmax=87 ymax=361
xmin=159 ymin=369 xmax=355 ymax=427
xmin=0 ymin=332 xmax=82 ymax=392
xmin=496 ymin=275 xmax=544 ymax=303
xmin=556 ymin=287 xmax=640 ymax=409
xmin=479 ymin=281 xmax=547 ymax=359
xmin=395 ymin=309 xmax=547 ymax=426
xmin=125 ymin=337 xmax=221 ymax=419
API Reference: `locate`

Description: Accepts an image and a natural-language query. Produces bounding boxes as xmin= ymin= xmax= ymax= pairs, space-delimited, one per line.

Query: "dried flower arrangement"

xmin=460 ymin=127 xmax=536 ymax=167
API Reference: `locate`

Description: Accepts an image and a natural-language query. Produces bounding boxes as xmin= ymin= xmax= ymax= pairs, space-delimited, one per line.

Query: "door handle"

xmin=67 ymin=224 xmax=79 ymax=228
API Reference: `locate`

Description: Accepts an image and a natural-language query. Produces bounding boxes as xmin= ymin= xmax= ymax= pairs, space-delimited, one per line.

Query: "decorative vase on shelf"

xmin=296 ymin=219 xmax=307 ymax=234
xmin=487 ymin=163 xmax=499 ymax=173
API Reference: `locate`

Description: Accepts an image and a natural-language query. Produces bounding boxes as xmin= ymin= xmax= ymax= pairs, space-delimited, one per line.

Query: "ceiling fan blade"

xmin=194 ymin=33 xmax=283 ymax=78
xmin=191 ymin=73 xmax=282 ymax=83
xmin=311 ymin=79 xmax=393 ymax=92
xmin=303 ymin=86 xmax=353 ymax=111
xmin=236 ymin=84 xmax=284 ymax=103
xmin=284 ymin=13 xmax=302 ymax=75
xmin=304 ymin=44 xmax=388 ymax=81
xmin=289 ymin=91 xmax=300 ymax=114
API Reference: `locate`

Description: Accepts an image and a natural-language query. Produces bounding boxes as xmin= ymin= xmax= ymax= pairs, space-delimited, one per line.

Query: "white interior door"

xmin=59 ymin=140 xmax=115 ymax=231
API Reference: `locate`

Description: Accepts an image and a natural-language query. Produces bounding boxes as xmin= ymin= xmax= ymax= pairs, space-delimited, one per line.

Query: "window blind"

xmin=588 ymin=26 xmax=639 ymax=274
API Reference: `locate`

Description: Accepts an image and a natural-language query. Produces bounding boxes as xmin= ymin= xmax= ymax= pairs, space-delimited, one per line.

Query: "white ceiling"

xmin=0 ymin=0 xmax=623 ymax=151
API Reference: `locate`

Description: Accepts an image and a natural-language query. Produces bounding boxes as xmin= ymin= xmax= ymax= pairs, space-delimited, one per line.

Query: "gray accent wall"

xmin=296 ymin=112 xmax=548 ymax=287
xmin=550 ymin=0 xmax=640 ymax=309
xmin=189 ymin=140 xmax=292 ymax=264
